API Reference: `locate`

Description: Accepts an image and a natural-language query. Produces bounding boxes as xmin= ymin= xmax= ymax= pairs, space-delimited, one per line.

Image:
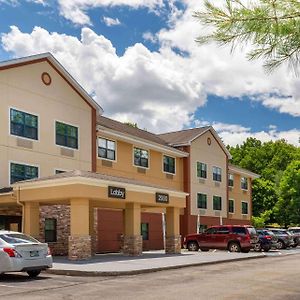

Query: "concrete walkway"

xmin=46 ymin=250 xmax=265 ymax=276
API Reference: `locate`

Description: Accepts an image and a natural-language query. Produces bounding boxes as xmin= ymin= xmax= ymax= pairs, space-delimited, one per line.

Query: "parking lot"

xmin=1 ymin=248 xmax=300 ymax=300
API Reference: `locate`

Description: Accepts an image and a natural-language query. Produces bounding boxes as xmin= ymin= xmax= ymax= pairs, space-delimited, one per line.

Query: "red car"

xmin=183 ymin=225 xmax=258 ymax=253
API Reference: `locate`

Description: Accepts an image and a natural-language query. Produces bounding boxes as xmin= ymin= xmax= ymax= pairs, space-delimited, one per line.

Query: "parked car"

xmin=0 ymin=231 xmax=53 ymax=278
xmin=266 ymin=228 xmax=294 ymax=249
xmin=255 ymin=229 xmax=278 ymax=252
xmin=183 ymin=225 xmax=259 ymax=253
xmin=288 ymin=227 xmax=300 ymax=247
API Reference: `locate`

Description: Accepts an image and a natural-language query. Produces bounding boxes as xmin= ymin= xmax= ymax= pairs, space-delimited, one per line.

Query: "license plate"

xmin=30 ymin=250 xmax=39 ymax=257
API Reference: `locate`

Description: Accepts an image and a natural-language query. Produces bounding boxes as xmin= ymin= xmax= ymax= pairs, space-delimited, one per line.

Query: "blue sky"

xmin=0 ymin=0 xmax=299 ymax=146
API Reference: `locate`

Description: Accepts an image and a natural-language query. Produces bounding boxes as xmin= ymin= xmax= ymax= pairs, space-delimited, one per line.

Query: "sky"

xmin=0 ymin=0 xmax=300 ymax=147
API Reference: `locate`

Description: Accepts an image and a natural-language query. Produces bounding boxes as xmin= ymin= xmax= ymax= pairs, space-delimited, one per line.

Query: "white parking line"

xmin=0 ymin=284 xmax=16 ymax=288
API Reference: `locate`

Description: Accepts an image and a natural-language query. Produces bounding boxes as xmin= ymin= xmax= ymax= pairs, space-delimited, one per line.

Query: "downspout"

xmin=16 ymin=186 xmax=25 ymax=232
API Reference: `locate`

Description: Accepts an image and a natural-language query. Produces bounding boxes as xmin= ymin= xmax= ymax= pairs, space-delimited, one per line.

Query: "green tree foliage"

xmin=275 ymin=161 xmax=300 ymax=226
xmin=194 ymin=0 xmax=300 ymax=73
xmin=229 ymin=137 xmax=300 ymax=226
xmin=124 ymin=122 xmax=138 ymax=128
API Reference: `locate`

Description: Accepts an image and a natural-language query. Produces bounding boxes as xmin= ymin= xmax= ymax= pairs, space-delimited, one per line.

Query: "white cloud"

xmin=142 ymin=31 xmax=157 ymax=43
xmin=194 ymin=120 xmax=300 ymax=147
xmin=56 ymin=0 xmax=164 ymax=25
xmin=1 ymin=1 xmax=300 ymax=146
xmin=28 ymin=0 xmax=47 ymax=5
xmin=1 ymin=26 xmax=203 ymax=133
xmin=0 ymin=0 xmax=18 ymax=6
xmin=102 ymin=16 xmax=121 ymax=27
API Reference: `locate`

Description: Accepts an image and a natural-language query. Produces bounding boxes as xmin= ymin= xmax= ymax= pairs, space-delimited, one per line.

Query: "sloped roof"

xmin=0 ymin=52 xmax=103 ymax=114
xmin=97 ymin=116 xmax=188 ymax=157
xmin=158 ymin=127 xmax=210 ymax=146
xmin=159 ymin=126 xmax=232 ymax=158
xmin=12 ymin=170 xmax=186 ymax=194
xmin=228 ymin=164 xmax=260 ymax=179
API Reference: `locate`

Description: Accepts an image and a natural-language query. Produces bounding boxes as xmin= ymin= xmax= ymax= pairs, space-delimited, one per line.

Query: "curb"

xmin=46 ymin=254 xmax=266 ymax=277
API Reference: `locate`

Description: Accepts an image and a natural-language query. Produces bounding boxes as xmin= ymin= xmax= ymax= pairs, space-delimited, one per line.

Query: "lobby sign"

xmin=108 ymin=186 xmax=126 ymax=199
xmin=156 ymin=193 xmax=169 ymax=204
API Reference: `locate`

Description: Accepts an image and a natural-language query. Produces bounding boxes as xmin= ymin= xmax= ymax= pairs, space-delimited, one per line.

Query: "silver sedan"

xmin=0 ymin=231 xmax=53 ymax=278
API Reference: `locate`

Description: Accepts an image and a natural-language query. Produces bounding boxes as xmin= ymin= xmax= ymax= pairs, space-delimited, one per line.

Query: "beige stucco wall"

xmin=228 ymin=172 xmax=251 ymax=221
xmin=0 ymin=61 xmax=92 ymax=187
xmin=96 ymin=132 xmax=184 ymax=191
xmin=190 ymin=131 xmax=228 ymax=218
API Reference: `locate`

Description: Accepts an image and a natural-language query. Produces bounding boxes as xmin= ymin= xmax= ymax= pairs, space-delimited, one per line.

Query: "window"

xmin=228 ymin=174 xmax=234 ymax=187
xmin=10 ymin=108 xmax=38 ymax=140
xmin=213 ymin=196 xmax=222 ymax=210
xmin=45 ymin=218 xmax=57 ymax=243
xmin=217 ymin=227 xmax=230 ymax=234
xmin=242 ymin=202 xmax=248 ymax=214
xmin=197 ymin=162 xmax=207 ymax=178
xmin=10 ymin=163 xmax=38 ymax=184
xmin=213 ymin=166 xmax=222 ymax=182
xmin=163 ymin=155 xmax=175 ymax=174
xmin=197 ymin=193 xmax=207 ymax=209
xmin=134 ymin=147 xmax=149 ymax=168
xmin=98 ymin=138 xmax=116 ymax=160
xmin=229 ymin=199 xmax=234 ymax=213
xmin=198 ymin=224 xmax=207 ymax=233
xmin=232 ymin=227 xmax=247 ymax=235
xmin=56 ymin=121 xmax=78 ymax=149
xmin=141 ymin=223 xmax=149 ymax=240
xmin=241 ymin=177 xmax=248 ymax=190
xmin=205 ymin=227 xmax=217 ymax=234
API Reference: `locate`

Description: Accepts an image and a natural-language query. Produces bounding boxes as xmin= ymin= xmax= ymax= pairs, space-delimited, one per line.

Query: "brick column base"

xmin=165 ymin=235 xmax=181 ymax=254
xmin=68 ymin=235 xmax=92 ymax=260
xmin=122 ymin=235 xmax=142 ymax=256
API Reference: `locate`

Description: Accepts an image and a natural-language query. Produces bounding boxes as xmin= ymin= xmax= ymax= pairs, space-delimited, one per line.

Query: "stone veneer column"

xmin=123 ymin=202 xmax=142 ymax=256
xmin=165 ymin=235 xmax=181 ymax=254
xmin=68 ymin=235 xmax=92 ymax=260
xmin=165 ymin=207 xmax=181 ymax=254
xmin=68 ymin=198 xmax=92 ymax=260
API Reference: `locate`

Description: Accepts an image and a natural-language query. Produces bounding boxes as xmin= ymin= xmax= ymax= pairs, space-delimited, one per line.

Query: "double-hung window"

xmin=98 ymin=138 xmax=116 ymax=160
xmin=56 ymin=121 xmax=78 ymax=149
xmin=197 ymin=162 xmax=207 ymax=179
xmin=44 ymin=218 xmax=57 ymax=243
xmin=163 ymin=155 xmax=175 ymax=174
xmin=10 ymin=108 xmax=38 ymax=140
xmin=228 ymin=174 xmax=234 ymax=187
xmin=141 ymin=223 xmax=149 ymax=240
xmin=10 ymin=162 xmax=38 ymax=184
xmin=213 ymin=196 xmax=222 ymax=210
xmin=242 ymin=202 xmax=248 ymax=214
xmin=197 ymin=193 xmax=207 ymax=209
xmin=134 ymin=147 xmax=149 ymax=168
xmin=229 ymin=199 xmax=234 ymax=213
xmin=241 ymin=177 xmax=248 ymax=190
xmin=213 ymin=166 xmax=222 ymax=182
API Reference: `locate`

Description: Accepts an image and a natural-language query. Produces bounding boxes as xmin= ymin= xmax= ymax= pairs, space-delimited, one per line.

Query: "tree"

xmin=194 ymin=0 xmax=300 ymax=73
xmin=124 ymin=122 xmax=138 ymax=128
xmin=275 ymin=160 xmax=300 ymax=226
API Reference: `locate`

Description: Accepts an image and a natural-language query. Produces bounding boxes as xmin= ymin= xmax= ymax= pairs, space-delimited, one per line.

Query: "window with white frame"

xmin=228 ymin=173 xmax=234 ymax=187
xmin=213 ymin=166 xmax=222 ymax=182
xmin=241 ymin=177 xmax=248 ymax=190
xmin=197 ymin=162 xmax=207 ymax=179
xmin=242 ymin=201 xmax=248 ymax=214
xmin=229 ymin=199 xmax=234 ymax=213
xmin=213 ymin=196 xmax=222 ymax=210
xmin=134 ymin=147 xmax=149 ymax=168
xmin=197 ymin=193 xmax=207 ymax=209
xmin=163 ymin=155 xmax=175 ymax=174
xmin=10 ymin=162 xmax=38 ymax=184
xmin=55 ymin=121 xmax=78 ymax=149
xmin=98 ymin=138 xmax=116 ymax=160
xmin=10 ymin=108 xmax=38 ymax=140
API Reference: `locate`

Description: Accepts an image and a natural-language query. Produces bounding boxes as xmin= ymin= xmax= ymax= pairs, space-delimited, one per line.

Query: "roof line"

xmin=159 ymin=126 xmax=210 ymax=136
xmin=0 ymin=52 xmax=103 ymax=115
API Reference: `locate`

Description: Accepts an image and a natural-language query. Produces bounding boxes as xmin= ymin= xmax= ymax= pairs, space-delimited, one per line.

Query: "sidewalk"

xmin=46 ymin=250 xmax=265 ymax=276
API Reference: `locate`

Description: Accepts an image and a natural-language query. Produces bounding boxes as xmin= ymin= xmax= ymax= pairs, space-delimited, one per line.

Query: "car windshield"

xmin=246 ymin=227 xmax=257 ymax=236
xmin=0 ymin=233 xmax=39 ymax=244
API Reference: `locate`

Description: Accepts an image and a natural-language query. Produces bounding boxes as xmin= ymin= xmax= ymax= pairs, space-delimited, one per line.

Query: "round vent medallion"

xmin=207 ymin=137 xmax=211 ymax=145
xmin=41 ymin=72 xmax=51 ymax=86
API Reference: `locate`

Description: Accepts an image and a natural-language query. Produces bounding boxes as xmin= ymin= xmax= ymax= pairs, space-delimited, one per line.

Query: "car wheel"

xmin=277 ymin=240 xmax=286 ymax=249
xmin=187 ymin=241 xmax=199 ymax=251
xmin=200 ymin=248 xmax=209 ymax=252
xmin=228 ymin=242 xmax=241 ymax=253
xmin=254 ymin=243 xmax=261 ymax=252
xmin=27 ymin=270 xmax=41 ymax=278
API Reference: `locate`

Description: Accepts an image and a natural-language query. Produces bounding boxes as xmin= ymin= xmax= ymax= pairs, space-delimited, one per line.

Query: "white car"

xmin=0 ymin=231 xmax=53 ymax=278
